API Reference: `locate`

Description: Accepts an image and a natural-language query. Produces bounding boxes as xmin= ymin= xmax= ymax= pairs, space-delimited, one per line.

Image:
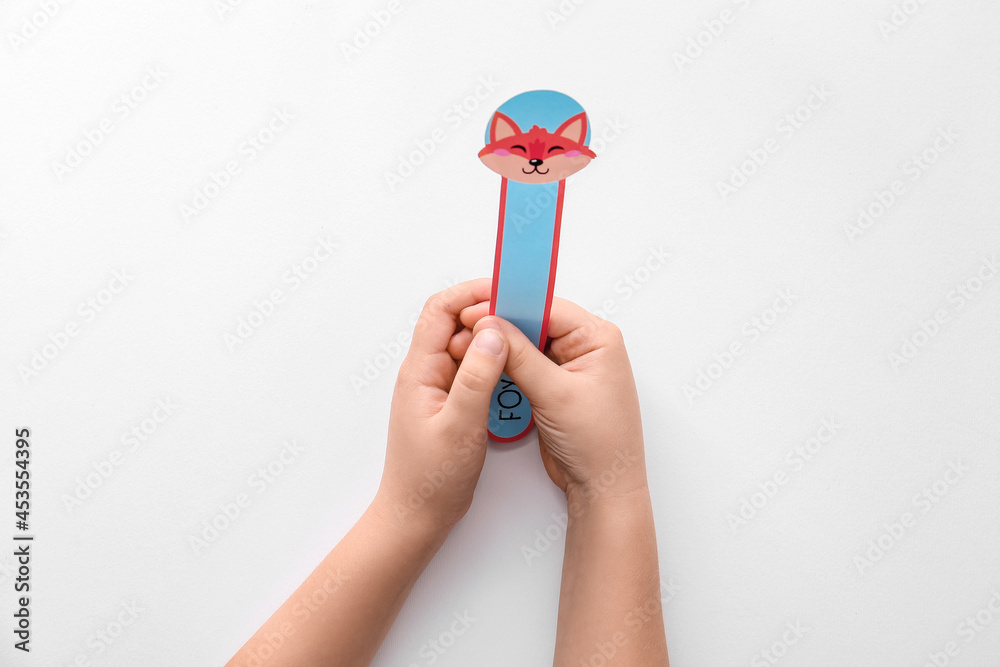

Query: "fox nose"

xmin=528 ymin=158 xmax=543 ymax=167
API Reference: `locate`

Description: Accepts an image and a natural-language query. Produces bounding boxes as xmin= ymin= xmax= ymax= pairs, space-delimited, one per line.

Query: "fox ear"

xmin=489 ymin=112 xmax=521 ymax=143
xmin=554 ymin=112 xmax=588 ymax=146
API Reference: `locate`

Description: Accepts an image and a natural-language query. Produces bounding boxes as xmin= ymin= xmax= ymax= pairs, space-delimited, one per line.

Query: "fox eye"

xmin=547 ymin=146 xmax=564 ymax=153
xmin=511 ymin=145 xmax=527 ymax=153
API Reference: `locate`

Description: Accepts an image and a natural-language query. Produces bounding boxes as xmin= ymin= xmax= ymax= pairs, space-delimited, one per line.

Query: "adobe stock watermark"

xmin=521 ymin=511 xmax=568 ymax=567
xmin=233 ymin=565 xmax=353 ymax=667
xmin=592 ymin=245 xmax=669 ymax=320
xmin=180 ymin=107 xmax=294 ymax=224
xmin=917 ymin=588 xmax=1000 ymax=667
xmin=51 ymin=65 xmax=167 ymax=182
xmin=726 ymin=417 xmax=843 ymax=533
xmin=579 ymin=578 xmax=681 ymax=667
xmin=350 ymin=309 xmax=419 ymax=394
xmin=522 ymin=449 xmax=641 ymax=565
xmin=391 ymin=428 xmax=483 ymax=523
xmin=587 ymin=115 xmax=628 ymax=157
xmin=223 ymin=234 xmax=341 ymax=352
xmin=406 ymin=610 xmax=476 ymax=667
xmin=57 ymin=600 xmax=145 ymax=667
xmin=16 ymin=269 xmax=135 ymax=386
xmin=877 ymin=0 xmax=932 ymax=39
xmin=61 ymin=397 xmax=177 ymax=513
xmin=853 ymin=459 xmax=968 ymax=575
xmin=672 ymin=0 xmax=760 ymax=71
xmin=214 ymin=0 xmax=251 ymax=20
xmin=350 ymin=277 xmax=457 ymax=395
xmin=340 ymin=0 xmax=412 ymax=62
xmin=498 ymin=115 xmax=627 ymax=237
xmin=189 ymin=439 xmax=305 ymax=556
xmin=384 ymin=75 xmax=502 ymax=192
xmin=544 ymin=0 xmax=591 ymax=31
xmin=717 ymin=84 xmax=833 ymax=201
xmin=287 ymin=566 xmax=352 ymax=625
xmin=750 ymin=620 xmax=809 ymax=667
xmin=566 ymin=449 xmax=642 ymax=507
xmin=682 ymin=287 xmax=800 ymax=403
xmin=844 ymin=126 xmax=959 ymax=242
xmin=887 ymin=254 xmax=997 ymax=371
xmin=7 ymin=0 xmax=73 ymax=53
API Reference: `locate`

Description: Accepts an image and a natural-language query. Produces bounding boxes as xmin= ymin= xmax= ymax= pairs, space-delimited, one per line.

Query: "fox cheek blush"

xmin=478 ymin=90 xmax=596 ymax=442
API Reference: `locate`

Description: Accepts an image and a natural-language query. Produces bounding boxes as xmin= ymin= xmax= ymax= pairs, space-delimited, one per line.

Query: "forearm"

xmin=227 ymin=494 xmax=448 ymax=667
xmin=553 ymin=483 xmax=669 ymax=666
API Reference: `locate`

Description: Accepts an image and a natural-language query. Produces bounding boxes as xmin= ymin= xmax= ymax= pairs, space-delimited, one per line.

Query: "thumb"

xmin=489 ymin=316 xmax=565 ymax=407
xmin=443 ymin=320 xmax=508 ymax=423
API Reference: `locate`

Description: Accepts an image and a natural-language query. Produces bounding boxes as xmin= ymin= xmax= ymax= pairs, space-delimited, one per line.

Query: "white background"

xmin=2 ymin=1 xmax=999 ymax=665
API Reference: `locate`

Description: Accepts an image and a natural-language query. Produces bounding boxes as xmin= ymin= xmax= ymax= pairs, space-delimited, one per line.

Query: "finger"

xmin=447 ymin=327 xmax=474 ymax=361
xmin=441 ymin=319 xmax=508 ymax=426
xmin=543 ymin=296 xmax=604 ymax=340
xmin=547 ymin=299 xmax=630 ymax=365
xmin=409 ymin=278 xmax=493 ymax=359
xmin=458 ymin=300 xmax=491 ymax=330
xmin=462 ymin=294 xmax=611 ymax=365
xmin=461 ymin=295 xmax=600 ymax=341
xmin=487 ymin=316 xmax=567 ymax=407
xmin=507 ymin=297 xmax=609 ymax=366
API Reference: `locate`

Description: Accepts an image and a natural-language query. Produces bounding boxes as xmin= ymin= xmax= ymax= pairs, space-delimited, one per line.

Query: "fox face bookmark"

xmin=478 ymin=90 xmax=596 ymax=442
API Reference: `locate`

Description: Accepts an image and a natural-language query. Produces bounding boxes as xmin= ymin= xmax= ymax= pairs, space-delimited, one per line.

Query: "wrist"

xmin=565 ymin=476 xmax=651 ymax=520
xmin=370 ymin=486 xmax=454 ymax=547
xmin=563 ymin=445 xmax=649 ymax=510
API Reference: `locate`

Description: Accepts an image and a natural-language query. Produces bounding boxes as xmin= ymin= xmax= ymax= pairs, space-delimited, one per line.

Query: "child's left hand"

xmin=374 ymin=278 xmax=509 ymax=536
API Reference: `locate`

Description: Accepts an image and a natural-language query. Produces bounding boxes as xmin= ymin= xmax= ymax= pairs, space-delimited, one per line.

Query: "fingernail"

xmin=475 ymin=329 xmax=503 ymax=355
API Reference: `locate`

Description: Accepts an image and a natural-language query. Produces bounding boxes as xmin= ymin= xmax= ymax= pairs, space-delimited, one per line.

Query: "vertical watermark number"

xmin=13 ymin=427 xmax=33 ymax=652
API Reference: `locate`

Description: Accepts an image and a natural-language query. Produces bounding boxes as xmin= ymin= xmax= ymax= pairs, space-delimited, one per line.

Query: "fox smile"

xmin=479 ymin=108 xmax=594 ymax=184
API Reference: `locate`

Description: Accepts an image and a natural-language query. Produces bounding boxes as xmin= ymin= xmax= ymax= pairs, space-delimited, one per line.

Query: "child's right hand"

xmin=460 ymin=298 xmax=649 ymax=504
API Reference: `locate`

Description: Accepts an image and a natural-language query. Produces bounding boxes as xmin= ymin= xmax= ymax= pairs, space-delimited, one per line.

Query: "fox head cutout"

xmin=478 ymin=111 xmax=596 ymax=184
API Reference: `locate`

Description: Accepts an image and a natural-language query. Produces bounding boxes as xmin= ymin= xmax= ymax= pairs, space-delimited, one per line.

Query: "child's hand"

xmin=460 ymin=298 xmax=648 ymax=504
xmin=376 ymin=278 xmax=510 ymax=534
